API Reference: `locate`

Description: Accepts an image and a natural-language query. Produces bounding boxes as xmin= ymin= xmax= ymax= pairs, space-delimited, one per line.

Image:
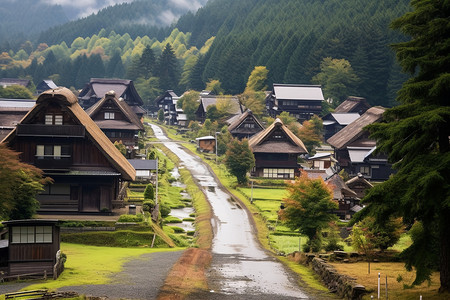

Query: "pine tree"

xmin=355 ymin=0 xmax=450 ymax=292
xmin=155 ymin=43 xmax=180 ymax=93
xmin=139 ymin=45 xmax=156 ymax=79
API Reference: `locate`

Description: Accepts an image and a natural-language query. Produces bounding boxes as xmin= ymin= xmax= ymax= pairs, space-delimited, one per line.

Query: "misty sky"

xmin=40 ymin=0 xmax=205 ymax=18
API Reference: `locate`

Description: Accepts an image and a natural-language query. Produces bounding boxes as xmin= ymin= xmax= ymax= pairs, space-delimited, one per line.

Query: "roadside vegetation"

xmin=154 ymin=121 xmax=445 ymax=299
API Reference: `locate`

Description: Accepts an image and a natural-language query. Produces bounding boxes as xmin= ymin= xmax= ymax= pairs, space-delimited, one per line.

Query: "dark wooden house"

xmin=249 ymin=118 xmax=308 ymax=179
xmin=227 ymin=110 xmax=264 ymax=139
xmin=1 ymin=219 xmax=63 ymax=278
xmin=78 ymin=78 xmax=145 ymax=117
xmin=128 ymin=159 xmax=157 ymax=182
xmin=86 ymin=91 xmax=144 ymax=158
xmin=1 ymin=87 xmax=135 ymax=213
xmin=327 ymin=107 xmax=393 ymax=181
xmin=346 ymin=173 xmax=374 ymax=199
xmin=334 ymin=96 xmax=371 ymax=114
xmin=265 ymin=84 xmax=324 ymax=122
xmin=36 ymin=79 xmax=58 ymax=95
xmin=155 ymin=90 xmax=179 ymax=125
xmin=322 ymin=112 xmax=361 ymax=140
xmin=304 ymin=170 xmax=361 ymax=220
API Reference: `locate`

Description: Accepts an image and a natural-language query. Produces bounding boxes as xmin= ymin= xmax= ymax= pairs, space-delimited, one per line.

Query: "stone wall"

xmin=288 ymin=252 xmax=367 ymax=300
xmin=311 ymin=257 xmax=367 ymax=300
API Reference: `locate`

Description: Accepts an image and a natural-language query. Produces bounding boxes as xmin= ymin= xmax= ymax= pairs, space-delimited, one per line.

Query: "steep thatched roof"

xmin=248 ymin=118 xmax=308 ymax=154
xmin=2 ymin=87 xmax=135 ymax=181
xmin=227 ymin=109 xmax=264 ymax=132
xmin=327 ymin=106 xmax=385 ymax=150
xmin=78 ymin=78 xmax=143 ymax=106
xmin=86 ymin=90 xmax=144 ymax=131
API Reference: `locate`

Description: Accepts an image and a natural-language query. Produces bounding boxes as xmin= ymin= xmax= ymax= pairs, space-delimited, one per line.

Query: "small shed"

xmin=128 ymin=159 xmax=158 ymax=181
xmin=196 ymin=136 xmax=216 ymax=153
xmin=2 ymin=219 xmax=63 ymax=278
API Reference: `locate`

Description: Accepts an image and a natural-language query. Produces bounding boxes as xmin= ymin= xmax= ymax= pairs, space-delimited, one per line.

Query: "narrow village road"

xmin=151 ymin=124 xmax=311 ymax=299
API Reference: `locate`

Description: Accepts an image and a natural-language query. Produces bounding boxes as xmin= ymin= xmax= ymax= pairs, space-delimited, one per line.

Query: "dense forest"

xmin=0 ymin=0 xmax=411 ymax=108
xmin=0 ymin=0 xmax=68 ymax=47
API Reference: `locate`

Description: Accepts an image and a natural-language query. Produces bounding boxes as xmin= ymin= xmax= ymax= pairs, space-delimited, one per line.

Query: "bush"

xmin=144 ymin=183 xmax=154 ymax=200
xmin=117 ymin=214 xmax=144 ymax=223
xmin=165 ymin=216 xmax=182 ymax=223
xmin=160 ymin=203 xmax=171 ymax=218
xmin=142 ymin=200 xmax=155 ymax=212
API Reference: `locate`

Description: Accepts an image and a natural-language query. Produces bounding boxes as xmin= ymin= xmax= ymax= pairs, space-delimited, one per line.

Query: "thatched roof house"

xmin=249 ymin=118 xmax=307 ymax=179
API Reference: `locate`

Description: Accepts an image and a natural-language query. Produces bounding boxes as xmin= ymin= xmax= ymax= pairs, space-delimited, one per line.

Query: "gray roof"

xmin=273 ymin=84 xmax=324 ymax=101
xmin=0 ymin=98 xmax=35 ymax=108
xmin=328 ymin=113 xmax=361 ymax=125
xmin=128 ymin=159 xmax=157 ymax=170
xmin=334 ymin=96 xmax=371 ymax=113
xmin=327 ymin=107 xmax=385 ymax=150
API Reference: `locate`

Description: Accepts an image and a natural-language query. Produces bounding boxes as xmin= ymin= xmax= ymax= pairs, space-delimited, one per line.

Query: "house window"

xmin=360 ymin=166 xmax=370 ymax=176
xmin=263 ymin=168 xmax=295 ymax=178
xmin=40 ymin=184 xmax=71 ymax=195
xmin=36 ymin=145 xmax=70 ymax=159
xmin=45 ymin=114 xmax=63 ymax=125
xmin=11 ymin=226 xmax=52 ymax=244
xmin=104 ymin=112 xmax=115 ymax=119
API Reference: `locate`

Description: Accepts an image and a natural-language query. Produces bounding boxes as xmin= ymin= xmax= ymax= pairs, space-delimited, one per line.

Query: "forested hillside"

xmin=37 ymin=0 xmax=208 ymax=47
xmin=0 ymin=0 xmax=411 ymax=108
xmin=176 ymin=0 xmax=411 ymax=106
xmin=0 ymin=0 xmax=68 ymax=47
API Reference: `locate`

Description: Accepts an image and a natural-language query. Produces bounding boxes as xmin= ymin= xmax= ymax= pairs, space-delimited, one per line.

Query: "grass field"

xmin=20 ymin=243 xmax=183 ymax=291
xmin=330 ymin=262 xmax=448 ymax=300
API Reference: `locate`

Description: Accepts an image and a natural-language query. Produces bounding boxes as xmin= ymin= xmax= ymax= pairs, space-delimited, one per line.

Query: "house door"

xmin=81 ymin=185 xmax=100 ymax=212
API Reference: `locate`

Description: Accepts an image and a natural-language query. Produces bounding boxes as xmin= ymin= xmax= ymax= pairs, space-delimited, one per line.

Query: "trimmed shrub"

xmin=144 ymin=183 xmax=155 ymax=200
xmin=117 ymin=214 xmax=144 ymax=223
xmin=142 ymin=200 xmax=155 ymax=212
xmin=160 ymin=203 xmax=171 ymax=218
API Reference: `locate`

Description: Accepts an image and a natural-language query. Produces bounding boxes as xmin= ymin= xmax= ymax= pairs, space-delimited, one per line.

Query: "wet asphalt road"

xmin=151 ymin=124 xmax=311 ymax=299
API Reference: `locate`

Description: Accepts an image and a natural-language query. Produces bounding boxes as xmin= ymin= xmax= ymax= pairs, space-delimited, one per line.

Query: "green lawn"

xmin=22 ymin=243 xmax=183 ymax=291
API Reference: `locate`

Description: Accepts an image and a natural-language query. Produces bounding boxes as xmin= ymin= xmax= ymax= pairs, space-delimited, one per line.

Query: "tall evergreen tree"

xmin=355 ymin=0 xmax=450 ymax=292
xmin=139 ymin=45 xmax=156 ymax=79
xmin=156 ymin=43 xmax=180 ymax=93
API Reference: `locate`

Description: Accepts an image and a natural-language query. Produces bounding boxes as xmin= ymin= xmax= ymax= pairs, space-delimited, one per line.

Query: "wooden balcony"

xmin=34 ymin=156 xmax=72 ymax=170
xmin=16 ymin=124 xmax=85 ymax=137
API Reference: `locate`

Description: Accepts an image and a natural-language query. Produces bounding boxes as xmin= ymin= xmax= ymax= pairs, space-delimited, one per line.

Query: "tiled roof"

xmin=327 ymin=107 xmax=385 ymax=150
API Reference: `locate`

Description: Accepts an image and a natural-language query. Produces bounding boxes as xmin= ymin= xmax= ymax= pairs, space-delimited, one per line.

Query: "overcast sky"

xmin=40 ymin=0 xmax=205 ymax=18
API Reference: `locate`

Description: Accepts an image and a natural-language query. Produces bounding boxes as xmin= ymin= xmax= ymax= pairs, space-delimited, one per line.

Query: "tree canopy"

xmin=280 ymin=173 xmax=337 ymax=252
xmin=354 ymin=0 xmax=450 ymax=291
xmin=224 ymin=138 xmax=255 ymax=185
xmin=0 ymin=144 xmax=50 ymax=220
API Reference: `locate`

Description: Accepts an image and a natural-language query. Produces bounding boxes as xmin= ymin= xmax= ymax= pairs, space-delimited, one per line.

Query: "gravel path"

xmin=56 ymin=250 xmax=184 ymax=299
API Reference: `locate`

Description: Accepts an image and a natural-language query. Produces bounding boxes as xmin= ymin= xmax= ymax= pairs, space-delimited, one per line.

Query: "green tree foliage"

xmin=205 ymin=79 xmax=224 ymax=95
xmin=178 ymin=90 xmax=200 ymax=121
xmin=134 ymin=76 xmax=161 ymax=108
xmin=245 ymin=66 xmax=268 ymax=92
xmin=0 ymin=144 xmax=51 ymax=220
xmin=312 ymin=57 xmax=359 ymax=107
xmin=155 ymin=43 xmax=180 ymax=93
xmin=139 ymin=45 xmax=156 ymax=79
xmin=144 ymin=183 xmax=155 ymax=200
xmin=0 ymin=85 xmax=33 ymax=99
xmin=224 ymin=138 xmax=255 ymax=185
xmin=354 ymin=0 xmax=450 ymax=291
xmin=352 ymin=216 xmax=403 ymax=252
xmin=280 ymin=173 xmax=337 ymax=252
xmin=113 ymin=141 xmax=127 ymax=157
xmin=297 ymin=119 xmax=322 ymax=154
xmin=157 ymin=108 xmax=165 ymax=122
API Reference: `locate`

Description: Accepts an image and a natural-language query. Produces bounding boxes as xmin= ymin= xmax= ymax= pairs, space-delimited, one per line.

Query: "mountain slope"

xmin=37 ymin=0 xmax=208 ymax=45
xmin=176 ymin=0 xmax=411 ymax=105
xmin=0 ymin=0 xmax=68 ymax=43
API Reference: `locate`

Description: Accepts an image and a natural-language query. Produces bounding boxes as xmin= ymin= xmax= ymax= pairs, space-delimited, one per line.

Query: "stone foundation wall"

xmin=311 ymin=257 xmax=367 ymax=300
xmin=288 ymin=252 xmax=367 ymax=300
